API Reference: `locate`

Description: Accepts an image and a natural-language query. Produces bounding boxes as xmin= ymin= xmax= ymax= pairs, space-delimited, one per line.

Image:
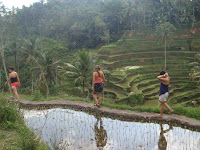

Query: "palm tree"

xmin=156 ymin=22 xmax=176 ymax=70
xmin=0 ymin=4 xmax=10 ymax=92
xmin=101 ymin=29 xmax=110 ymax=45
xmin=58 ymin=50 xmax=97 ymax=94
xmin=23 ymin=37 xmax=50 ymax=97
xmin=190 ymin=53 xmax=200 ymax=83
xmin=121 ymin=0 xmax=136 ymax=30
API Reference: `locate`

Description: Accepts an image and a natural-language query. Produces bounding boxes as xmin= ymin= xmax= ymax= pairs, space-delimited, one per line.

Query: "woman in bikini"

xmin=92 ymin=65 xmax=106 ymax=108
xmin=5 ymin=66 xmax=20 ymax=101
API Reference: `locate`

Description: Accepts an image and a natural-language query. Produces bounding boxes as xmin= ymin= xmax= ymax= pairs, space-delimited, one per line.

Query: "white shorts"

xmin=159 ymin=92 xmax=169 ymax=102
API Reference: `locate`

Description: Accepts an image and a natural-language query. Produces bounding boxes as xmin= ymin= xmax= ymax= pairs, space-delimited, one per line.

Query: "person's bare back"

xmin=10 ymin=71 xmax=18 ymax=78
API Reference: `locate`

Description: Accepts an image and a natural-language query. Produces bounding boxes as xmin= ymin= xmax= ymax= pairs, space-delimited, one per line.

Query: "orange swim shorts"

xmin=11 ymin=82 xmax=19 ymax=88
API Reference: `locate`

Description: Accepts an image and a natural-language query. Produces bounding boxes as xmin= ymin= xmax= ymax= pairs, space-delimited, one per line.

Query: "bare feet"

xmin=157 ymin=114 xmax=163 ymax=118
xmin=10 ymin=96 xmax=14 ymax=100
xmin=94 ymin=104 xmax=101 ymax=108
xmin=170 ymin=110 xmax=174 ymax=115
xmin=97 ymin=104 xmax=101 ymax=108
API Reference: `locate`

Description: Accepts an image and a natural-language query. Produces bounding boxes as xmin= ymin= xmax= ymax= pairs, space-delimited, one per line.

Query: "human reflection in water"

xmin=94 ymin=115 xmax=107 ymax=149
xmin=158 ymin=123 xmax=173 ymax=150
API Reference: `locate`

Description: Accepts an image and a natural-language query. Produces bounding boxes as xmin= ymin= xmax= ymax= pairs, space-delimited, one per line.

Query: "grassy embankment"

xmin=0 ymin=94 xmax=49 ymax=150
xmin=19 ymin=93 xmax=200 ymax=121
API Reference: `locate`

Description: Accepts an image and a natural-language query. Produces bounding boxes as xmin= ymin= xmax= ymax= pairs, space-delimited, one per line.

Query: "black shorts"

xmin=94 ymin=83 xmax=103 ymax=93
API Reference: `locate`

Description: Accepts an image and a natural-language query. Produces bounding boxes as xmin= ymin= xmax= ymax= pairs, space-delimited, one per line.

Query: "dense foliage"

xmin=0 ymin=95 xmax=49 ymax=149
xmin=2 ymin=0 xmax=200 ymax=49
xmin=1 ymin=0 xmax=200 ymax=97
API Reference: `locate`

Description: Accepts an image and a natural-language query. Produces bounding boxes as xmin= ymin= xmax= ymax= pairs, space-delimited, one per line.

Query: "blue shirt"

xmin=159 ymin=82 xmax=169 ymax=96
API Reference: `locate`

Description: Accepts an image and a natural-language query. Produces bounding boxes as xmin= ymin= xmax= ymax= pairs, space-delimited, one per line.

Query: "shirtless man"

xmin=5 ymin=66 xmax=20 ymax=101
xmin=157 ymin=71 xmax=174 ymax=117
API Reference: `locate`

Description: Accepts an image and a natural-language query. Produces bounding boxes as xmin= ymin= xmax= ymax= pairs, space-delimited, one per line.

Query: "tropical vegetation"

xmin=0 ymin=0 xmax=199 ymax=113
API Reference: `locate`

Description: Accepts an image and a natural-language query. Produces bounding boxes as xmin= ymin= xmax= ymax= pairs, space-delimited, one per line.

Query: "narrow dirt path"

xmin=19 ymin=99 xmax=200 ymax=131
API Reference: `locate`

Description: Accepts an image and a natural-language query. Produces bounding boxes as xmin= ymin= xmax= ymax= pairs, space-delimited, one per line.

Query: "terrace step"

xmin=104 ymin=88 xmax=128 ymax=100
xmin=169 ymin=90 xmax=200 ymax=103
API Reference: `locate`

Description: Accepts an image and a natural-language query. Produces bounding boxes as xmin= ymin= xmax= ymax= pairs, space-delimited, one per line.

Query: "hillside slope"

xmin=98 ymin=31 xmax=199 ymax=107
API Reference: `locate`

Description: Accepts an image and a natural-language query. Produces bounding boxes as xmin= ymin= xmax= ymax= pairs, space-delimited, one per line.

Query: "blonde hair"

xmin=95 ymin=65 xmax=101 ymax=77
xmin=95 ymin=65 xmax=101 ymax=71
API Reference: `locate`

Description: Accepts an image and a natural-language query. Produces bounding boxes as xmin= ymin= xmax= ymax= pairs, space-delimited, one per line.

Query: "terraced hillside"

xmin=98 ymin=32 xmax=199 ymax=107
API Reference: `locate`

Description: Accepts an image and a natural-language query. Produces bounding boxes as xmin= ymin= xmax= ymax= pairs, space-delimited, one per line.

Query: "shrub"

xmin=33 ymin=90 xmax=43 ymax=101
xmin=117 ymin=93 xmax=144 ymax=106
xmin=49 ymin=85 xmax=82 ymax=97
xmin=129 ymin=94 xmax=144 ymax=105
xmin=0 ymin=98 xmax=18 ymax=125
xmin=20 ymin=87 xmax=32 ymax=95
xmin=191 ymin=39 xmax=200 ymax=51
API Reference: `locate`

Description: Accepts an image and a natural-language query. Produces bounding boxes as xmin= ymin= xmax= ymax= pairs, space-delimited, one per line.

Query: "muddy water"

xmin=21 ymin=108 xmax=200 ymax=150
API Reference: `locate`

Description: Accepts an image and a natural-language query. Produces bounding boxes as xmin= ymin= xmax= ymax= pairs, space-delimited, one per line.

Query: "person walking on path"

xmin=157 ymin=71 xmax=174 ymax=117
xmin=5 ymin=66 xmax=21 ymax=101
xmin=92 ymin=65 xmax=106 ymax=108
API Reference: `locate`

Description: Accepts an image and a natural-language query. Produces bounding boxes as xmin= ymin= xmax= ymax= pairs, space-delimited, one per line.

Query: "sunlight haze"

xmin=1 ymin=0 xmax=41 ymax=9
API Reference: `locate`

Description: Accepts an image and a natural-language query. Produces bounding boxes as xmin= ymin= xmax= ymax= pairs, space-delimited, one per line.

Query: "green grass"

xmin=15 ymin=92 xmax=200 ymax=121
xmin=102 ymin=101 xmax=200 ymax=121
xmin=104 ymin=88 xmax=128 ymax=100
xmin=0 ymin=94 xmax=49 ymax=150
xmin=100 ymin=50 xmax=197 ymax=59
xmin=119 ymin=75 xmax=138 ymax=88
xmin=100 ymin=37 xmax=190 ymax=54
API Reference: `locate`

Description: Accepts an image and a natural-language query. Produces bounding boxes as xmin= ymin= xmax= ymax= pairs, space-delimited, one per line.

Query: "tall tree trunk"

xmin=77 ymin=34 xmax=79 ymax=50
xmin=0 ymin=69 xmax=1 ymax=88
xmin=82 ymin=79 xmax=85 ymax=94
xmin=192 ymin=0 xmax=195 ymax=27
xmin=14 ymin=51 xmax=17 ymax=71
xmin=0 ymin=36 xmax=11 ymax=93
xmin=31 ymin=55 xmax=49 ymax=97
xmin=31 ymin=72 xmax=34 ymax=95
xmin=143 ymin=2 xmax=147 ymax=29
xmin=148 ymin=13 xmax=151 ymax=29
xmin=131 ymin=20 xmax=133 ymax=30
xmin=164 ymin=37 xmax=167 ymax=70
xmin=118 ymin=22 xmax=120 ymax=34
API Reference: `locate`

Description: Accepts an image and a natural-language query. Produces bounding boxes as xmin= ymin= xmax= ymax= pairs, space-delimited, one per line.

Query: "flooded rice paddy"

xmin=21 ymin=108 xmax=200 ymax=150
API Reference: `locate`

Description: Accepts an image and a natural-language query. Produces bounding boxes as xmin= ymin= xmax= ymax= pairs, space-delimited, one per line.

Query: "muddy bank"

xmin=19 ymin=99 xmax=200 ymax=131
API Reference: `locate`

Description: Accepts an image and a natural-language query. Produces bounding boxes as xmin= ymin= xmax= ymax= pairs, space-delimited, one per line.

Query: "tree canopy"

xmin=1 ymin=0 xmax=199 ymax=49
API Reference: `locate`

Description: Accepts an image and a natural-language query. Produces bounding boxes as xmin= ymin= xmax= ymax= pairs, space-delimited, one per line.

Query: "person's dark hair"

xmin=160 ymin=71 xmax=166 ymax=75
xmin=9 ymin=66 xmax=14 ymax=71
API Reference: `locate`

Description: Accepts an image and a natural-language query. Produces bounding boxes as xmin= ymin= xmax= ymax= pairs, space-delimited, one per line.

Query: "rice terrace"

xmin=1 ymin=0 xmax=200 ymax=150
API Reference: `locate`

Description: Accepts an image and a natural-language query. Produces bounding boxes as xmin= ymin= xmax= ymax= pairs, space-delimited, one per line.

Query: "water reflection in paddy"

xmin=21 ymin=108 xmax=200 ymax=150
